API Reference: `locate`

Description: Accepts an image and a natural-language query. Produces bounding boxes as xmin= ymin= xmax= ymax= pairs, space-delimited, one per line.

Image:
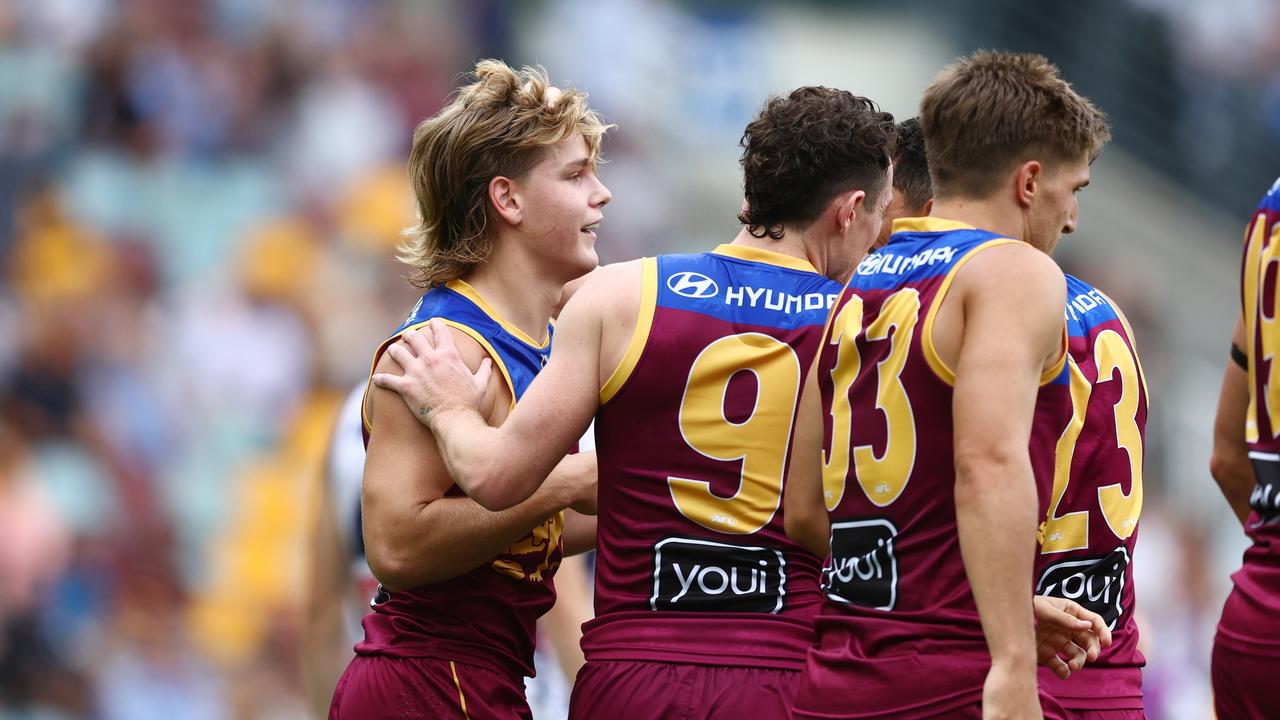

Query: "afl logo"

xmin=667 ymin=271 xmax=719 ymax=299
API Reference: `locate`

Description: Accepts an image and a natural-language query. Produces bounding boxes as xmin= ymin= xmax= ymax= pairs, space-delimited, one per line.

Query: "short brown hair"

xmin=400 ymin=60 xmax=610 ymax=286
xmin=738 ymin=87 xmax=896 ymax=240
xmin=920 ymin=50 xmax=1110 ymax=200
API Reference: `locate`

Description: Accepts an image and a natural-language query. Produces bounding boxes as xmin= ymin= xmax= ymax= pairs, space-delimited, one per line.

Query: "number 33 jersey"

xmin=801 ymin=218 xmax=1068 ymax=718
xmin=1034 ymin=274 xmax=1147 ymax=709
xmin=585 ymin=244 xmax=840 ymax=670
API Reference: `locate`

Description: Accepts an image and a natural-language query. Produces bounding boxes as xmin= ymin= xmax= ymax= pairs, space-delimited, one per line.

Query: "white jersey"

xmin=328 ymin=383 xmax=376 ymax=640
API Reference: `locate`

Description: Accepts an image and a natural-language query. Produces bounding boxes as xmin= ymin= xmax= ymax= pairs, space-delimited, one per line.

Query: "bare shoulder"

xmin=563 ymin=259 xmax=645 ymax=325
xmin=579 ymin=259 xmax=644 ymax=299
xmin=953 ymin=242 xmax=1066 ymax=303
xmin=555 ymin=267 xmax=598 ymax=315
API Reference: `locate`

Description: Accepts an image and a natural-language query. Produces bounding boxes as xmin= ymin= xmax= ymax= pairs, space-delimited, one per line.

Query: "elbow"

xmin=954 ymin=446 xmax=1026 ymax=492
xmin=784 ymin=509 xmax=829 ymax=558
xmin=366 ymin=547 xmax=415 ymax=593
xmin=1208 ymin=452 xmax=1232 ymax=489
xmin=1209 ymin=445 xmax=1253 ymax=494
xmin=454 ymin=460 xmax=527 ymax=511
xmin=466 ymin=484 xmax=514 ymax=512
xmin=365 ymin=528 xmax=437 ymax=591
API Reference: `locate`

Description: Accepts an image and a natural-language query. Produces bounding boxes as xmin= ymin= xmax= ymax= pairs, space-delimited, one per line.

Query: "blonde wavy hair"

xmin=400 ymin=60 xmax=610 ymax=287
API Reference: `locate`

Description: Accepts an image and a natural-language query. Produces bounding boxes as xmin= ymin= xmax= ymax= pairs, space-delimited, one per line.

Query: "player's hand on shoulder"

xmin=1032 ymin=594 xmax=1112 ymax=679
xmin=372 ymin=318 xmax=496 ymax=426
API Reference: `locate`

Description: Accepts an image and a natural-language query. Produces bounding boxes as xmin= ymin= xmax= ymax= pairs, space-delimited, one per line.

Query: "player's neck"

xmin=461 ymin=250 xmax=560 ymax=345
xmin=929 ymin=198 xmax=1026 ymax=242
xmin=727 ymin=227 xmax=827 ymax=273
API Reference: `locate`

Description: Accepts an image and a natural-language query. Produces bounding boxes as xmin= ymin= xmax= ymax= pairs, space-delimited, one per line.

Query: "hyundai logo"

xmin=667 ymin=271 xmax=719 ymax=299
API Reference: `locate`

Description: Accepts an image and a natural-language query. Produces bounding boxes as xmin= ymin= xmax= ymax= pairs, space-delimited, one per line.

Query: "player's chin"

xmin=563 ymin=246 xmax=599 ymax=280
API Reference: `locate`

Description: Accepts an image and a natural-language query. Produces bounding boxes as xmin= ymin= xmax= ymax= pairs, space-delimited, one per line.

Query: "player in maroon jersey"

xmin=785 ymin=51 xmax=1113 ymax=719
xmin=1209 ymin=177 xmax=1280 ymax=720
xmin=1031 ymin=275 xmax=1148 ymax=719
xmin=327 ymin=61 xmax=603 ymax=720
xmin=845 ymin=115 xmax=1148 ymax=718
xmin=371 ymin=87 xmax=897 ymax=719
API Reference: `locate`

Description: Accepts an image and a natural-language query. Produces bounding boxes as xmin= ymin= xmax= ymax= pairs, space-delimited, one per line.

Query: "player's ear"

xmin=922 ymin=197 xmax=934 ymax=216
xmin=1014 ymin=160 xmax=1042 ymax=209
xmin=489 ymin=176 xmax=521 ymax=225
xmin=837 ymin=190 xmax=867 ymax=234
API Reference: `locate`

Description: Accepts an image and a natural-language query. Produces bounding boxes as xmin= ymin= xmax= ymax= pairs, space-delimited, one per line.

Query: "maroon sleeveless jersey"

xmin=1219 ymin=177 xmax=1280 ymax=656
xmin=585 ymin=244 xmax=841 ymax=669
xmin=794 ymin=218 xmax=1068 ymax=718
xmin=1034 ymin=274 xmax=1146 ymax=709
xmin=355 ymin=279 xmax=563 ymax=679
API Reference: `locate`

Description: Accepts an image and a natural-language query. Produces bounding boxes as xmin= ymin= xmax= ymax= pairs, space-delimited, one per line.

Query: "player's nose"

xmin=1063 ymin=205 xmax=1078 ymax=235
xmin=592 ymin=175 xmax=612 ymax=207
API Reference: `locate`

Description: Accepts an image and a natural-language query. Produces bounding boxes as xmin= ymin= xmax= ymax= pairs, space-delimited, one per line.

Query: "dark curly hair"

xmin=738 ymin=87 xmax=896 ymax=240
xmin=893 ymin=117 xmax=932 ymax=211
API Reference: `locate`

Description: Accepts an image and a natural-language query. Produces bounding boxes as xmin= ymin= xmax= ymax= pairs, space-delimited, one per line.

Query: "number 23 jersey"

xmin=1034 ymin=274 xmax=1146 ymax=708
xmin=585 ymin=244 xmax=839 ymax=670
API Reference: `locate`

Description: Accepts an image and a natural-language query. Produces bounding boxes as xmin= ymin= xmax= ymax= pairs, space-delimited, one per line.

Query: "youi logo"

xmin=667 ymin=271 xmax=719 ymax=299
xmin=650 ymin=537 xmax=785 ymax=614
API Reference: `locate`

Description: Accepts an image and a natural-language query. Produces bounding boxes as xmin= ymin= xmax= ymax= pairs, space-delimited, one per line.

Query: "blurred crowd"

xmin=957 ymin=0 xmax=1280 ymax=216
xmin=0 ymin=1 xmax=473 ymax=717
xmin=0 ymin=1 xmax=1274 ymax=719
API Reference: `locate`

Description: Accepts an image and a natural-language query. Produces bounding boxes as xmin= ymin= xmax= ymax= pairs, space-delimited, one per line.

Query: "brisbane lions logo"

xmin=491 ymin=513 xmax=564 ymax=582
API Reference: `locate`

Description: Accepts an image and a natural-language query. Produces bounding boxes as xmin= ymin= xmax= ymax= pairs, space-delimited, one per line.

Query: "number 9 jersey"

xmin=584 ymin=244 xmax=840 ymax=670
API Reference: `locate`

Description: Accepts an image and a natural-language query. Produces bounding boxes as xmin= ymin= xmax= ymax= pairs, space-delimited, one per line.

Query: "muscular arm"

xmin=1211 ymin=315 xmax=1256 ymax=525
xmin=378 ymin=262 xmax=640 ymax=510
xmin=362 ymin=330 xmax=593 ymax=591
xmin=950 ymin=245 xmax=1066 ymax=680
xmin=784 ymin=360 xmax=830 ymax=557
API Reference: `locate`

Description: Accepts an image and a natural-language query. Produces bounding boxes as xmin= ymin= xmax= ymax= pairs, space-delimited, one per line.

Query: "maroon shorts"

xmin=896 ymin=696 xmax=1069 ymax=720
xmin=1061 ymin=711 xmax=1144 ymax=719
xmin=568 ymin=660 xmax=800 ymax=719
xmin=1211 ymin=639 xmax=1280 ymax=720
xmin=329 ymin=655 xmax=531 ymax=720
xmin=791 ymin=692 xmax=1068 ymax=719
